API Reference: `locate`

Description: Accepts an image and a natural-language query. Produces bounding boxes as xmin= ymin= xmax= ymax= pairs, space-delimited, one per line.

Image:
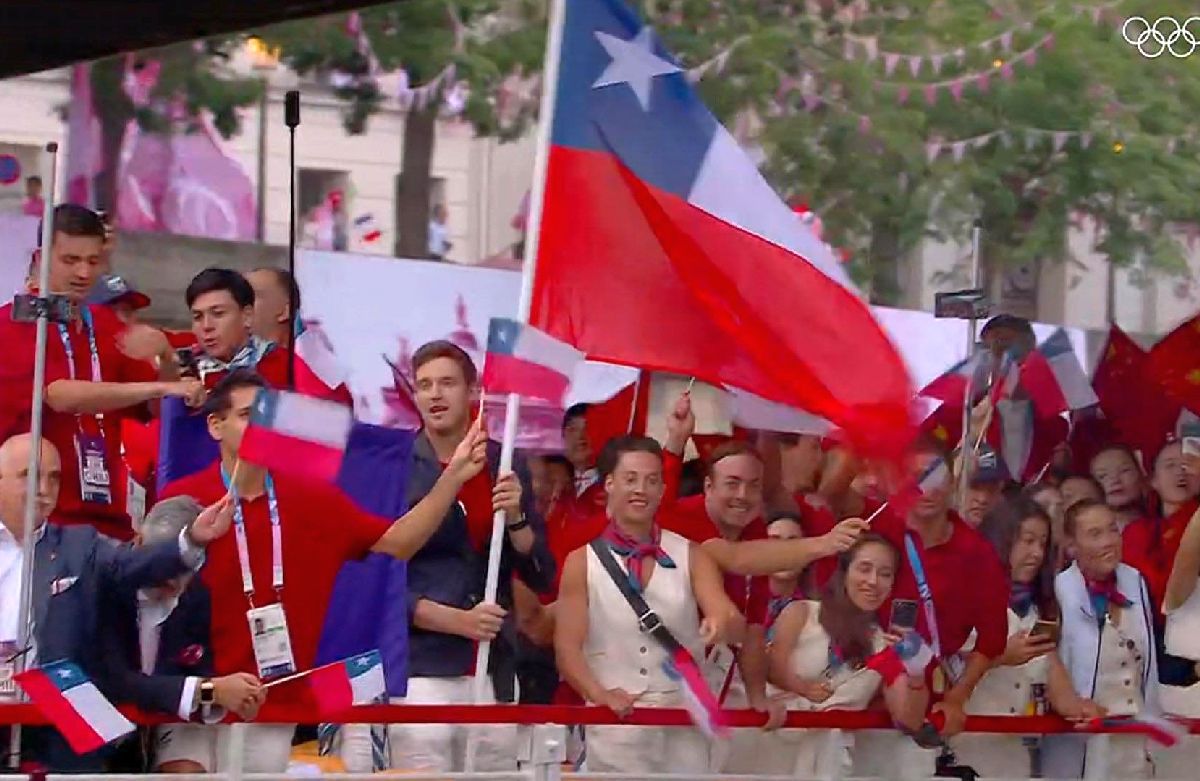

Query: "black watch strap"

xmin=506 ymin=515 xmax=530 ymax=532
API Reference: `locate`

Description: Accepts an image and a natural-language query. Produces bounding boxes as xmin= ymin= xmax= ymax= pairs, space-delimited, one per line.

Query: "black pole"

xmin=284 ymin=89 xmax=300 ymax=389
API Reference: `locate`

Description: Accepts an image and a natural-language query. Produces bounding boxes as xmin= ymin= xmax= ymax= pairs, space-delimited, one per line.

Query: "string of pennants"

xmin=925 ymin=127 xmax=1194 ymax=164
xmin=842 ymin=0 xmax=1125 ymax=75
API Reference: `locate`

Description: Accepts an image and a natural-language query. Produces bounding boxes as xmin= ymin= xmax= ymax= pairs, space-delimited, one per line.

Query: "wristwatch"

xmin=506 ymin=514 xmax=530 ymax=532
xmin=199 ymin=679 xmax=216 ymax=708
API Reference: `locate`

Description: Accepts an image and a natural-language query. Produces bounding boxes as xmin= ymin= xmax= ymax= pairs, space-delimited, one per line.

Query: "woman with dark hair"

xmin=763 ymin=535 xmax=929 ymax=777
xmin=1089 ymin=444 xmax=1148 ymax=531
xmin=952 ymin=497 xmax=1060 ymax=777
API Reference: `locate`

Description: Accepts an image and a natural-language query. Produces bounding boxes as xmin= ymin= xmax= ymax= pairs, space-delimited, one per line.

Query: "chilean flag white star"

xmin=591 ymin=26 xmax=681 ymax=111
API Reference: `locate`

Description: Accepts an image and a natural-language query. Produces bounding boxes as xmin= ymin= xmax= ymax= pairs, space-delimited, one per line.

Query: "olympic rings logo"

xmin=1121 ymin=16 xmax=1200 ymax=58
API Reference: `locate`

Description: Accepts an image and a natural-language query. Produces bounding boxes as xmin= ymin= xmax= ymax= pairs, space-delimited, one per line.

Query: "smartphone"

xmin=1031 ymin=619 xmax=1060 ymax=644
xmin=175 ymin=347 xmax=198 ymax=377
xmin=889 ymin=599 xmax=919 ymax=633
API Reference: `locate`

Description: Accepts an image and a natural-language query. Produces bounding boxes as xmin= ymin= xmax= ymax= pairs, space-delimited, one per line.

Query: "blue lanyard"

xmin=220 ymin=467 xmax=283 ymax=604
xmin=903 ymin=532 xmax=943 ymax=660
xmin=56 ymin=305 xmax=104 ymax=426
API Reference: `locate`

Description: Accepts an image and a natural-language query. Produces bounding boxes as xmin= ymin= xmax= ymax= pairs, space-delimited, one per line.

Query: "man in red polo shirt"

xmin=855 ymin=444 xmax=1009 ymax=741
xmin=186 ymin=268 xmax=287 ymax=388
xmin=0 ymin=205 xmax=203 ymax=540
xmin=158 ymin=368 xmax=489 ymax=773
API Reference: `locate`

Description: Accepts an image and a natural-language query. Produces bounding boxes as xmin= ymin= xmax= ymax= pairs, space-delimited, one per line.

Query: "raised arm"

xmin=371 ymin=416 xmax=488 ymax=560
xmin=700 ymin=519 xmax=865 ymax=577
xmin=1165 ymin=503 xmax=1200 ymax=613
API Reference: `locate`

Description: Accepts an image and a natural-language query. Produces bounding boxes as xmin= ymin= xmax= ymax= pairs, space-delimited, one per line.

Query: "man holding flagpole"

xmin=383 ymin=340 xmax=553 ymax=773
xmin=158 ymin=368 xmax=491 ymax=774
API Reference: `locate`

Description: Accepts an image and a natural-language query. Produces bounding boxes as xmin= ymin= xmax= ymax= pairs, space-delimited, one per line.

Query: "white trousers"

xmin=154 ymin=724 xmax=295 ymax=773
xmin=584 ymin=690 xmax=710 ymax=776
xmin=357 ymin=676 xmax=516 ymax=773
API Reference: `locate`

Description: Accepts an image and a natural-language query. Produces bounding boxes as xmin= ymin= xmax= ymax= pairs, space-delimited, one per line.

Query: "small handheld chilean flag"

xmin=1085 ymin=713 xmax=1188 ymax=748
xmin=482 ymin=318 xmax=584 ymax=406
xmin=354 ymin=213 xmax=382 ymax=243
xmin=308 ymin=650 xmax=386 ymax=717
xmin=662 ymin=647 xmax=729 ymax=738
xmin=16 ymin=661 xmax=134 ymax=754
xmin=239 ymin=388 xmax=353 ymax=483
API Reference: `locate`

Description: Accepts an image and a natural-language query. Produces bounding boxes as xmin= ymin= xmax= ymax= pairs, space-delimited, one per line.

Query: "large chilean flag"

xmin=529 ymin=0 xmax=914 ymax=459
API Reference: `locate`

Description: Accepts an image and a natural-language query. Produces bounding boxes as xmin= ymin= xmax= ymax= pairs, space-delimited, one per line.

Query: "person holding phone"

xmin=953 ymin=498 xmax=1063 ymax=777
xmin=765 ymin=535 xmax=930 ymax=778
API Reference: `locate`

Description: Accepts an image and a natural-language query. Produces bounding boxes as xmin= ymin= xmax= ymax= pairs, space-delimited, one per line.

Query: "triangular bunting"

xmin=931 ymin=53 xmax=945 ymax=74
xmin=924 ymin=84 xmax=938 ymax=105
xmin=1053 ymin=131 xmax=1069 ymax=153
xmin=1000 ymin=31 xmax=1014 ymax=51
xmin=884 ymin=53 xmax=900 ymax=76
xmin=925 ymin=142 xmax=941 ymax=163
xmin=977 ymin=72 xmax=991 ymax=93
xmin=949 ymin=79 xmax=964 ymax=102
xmin=908 ymin=55 xmax=923 ymax=77
xmin=951 ymin=141 xmax=967 ymax=162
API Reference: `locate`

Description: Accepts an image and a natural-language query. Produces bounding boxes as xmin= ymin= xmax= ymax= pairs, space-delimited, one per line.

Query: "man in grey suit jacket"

xmin=0 ymin=433 xmax=233 ymax=771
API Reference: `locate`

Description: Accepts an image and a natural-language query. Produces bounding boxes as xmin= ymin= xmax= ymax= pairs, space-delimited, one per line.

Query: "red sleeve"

xmin=1122 ymin=518 xmax=1166 ymax=613
xmin=795 ymin=494 xmax=837 ymax=537
xmin=969 ymin=539 xmax=1011 ymax=659
xmin=660 ymin=496 xmax=718 ymax=543
xmin=0 ymin=318 xmax=34 ymax=439
xmin=322 ymin=487 xmax=391 ymax=561
xmin=661 ymin=449 xmax=683 ymax=508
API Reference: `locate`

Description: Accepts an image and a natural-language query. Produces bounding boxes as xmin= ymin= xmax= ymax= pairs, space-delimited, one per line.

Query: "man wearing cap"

xmin=962 ymin=444 xmax=1009 ymax=528
xmin=87 ymin=273 xmax=151 ymax=326
xmin=95 ymin=496 xmax=264 ymax=772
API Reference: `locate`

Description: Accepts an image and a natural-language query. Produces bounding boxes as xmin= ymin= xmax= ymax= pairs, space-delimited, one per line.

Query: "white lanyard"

xmin=56 ymin=305 xmax=104 ymax=426
xmin=221 ymin=468 xmax=283 ymax=605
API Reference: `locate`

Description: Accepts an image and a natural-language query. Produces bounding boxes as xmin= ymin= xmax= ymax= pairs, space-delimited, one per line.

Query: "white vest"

xmin=1055 ymin=562 xmax=1159 ymax=713
xmin=964 ymin=607 xmax=1048 ymax=716
xmin=584 ymin=530 xmax=701 ymax=696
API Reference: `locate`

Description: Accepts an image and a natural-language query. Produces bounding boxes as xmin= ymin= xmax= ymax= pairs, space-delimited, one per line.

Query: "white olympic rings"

xmin=1121 ymin=16 xmax=1200 ymax=58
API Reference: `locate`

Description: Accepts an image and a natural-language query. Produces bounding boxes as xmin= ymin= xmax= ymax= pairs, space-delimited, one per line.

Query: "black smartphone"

xmin=175 ymin=347 xmax=198 ymax=377
xmin=1031 ymin=619 xmax=1060 ymax=644
xmin=889 ymin=599 xmax=919 ymax=633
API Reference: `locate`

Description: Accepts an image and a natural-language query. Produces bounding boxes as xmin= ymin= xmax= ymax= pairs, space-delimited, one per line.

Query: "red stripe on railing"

xmin=0 ymin=704 xmax=1197 ymax=734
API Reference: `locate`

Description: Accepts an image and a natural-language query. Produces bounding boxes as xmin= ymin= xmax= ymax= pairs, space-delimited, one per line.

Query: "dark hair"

xmin=204 ymin=369 xmax=267 ymax=416
xmin=706 ymin=440 xmax=762 ymax=476
xmin=563 ymin=403 xmax=590 ymax=430
xmin=818 ymin=534 xmax=898 ymax=668
xmin=596 ymin=436 xmax=619 ymax=478
xmin=979 ymin=496 xmax=1056 ymax=616
xmin=186 ymin=267 xmax=256 ymax=309
xmin=411 ymin=340 xmax=478 ymax=386
xmin=1059 ymin=474 xmax=1103 ymax=508
xmin=607 ymin=435 xmax=663 ymax=472
xmin=980 ymin=314 xmax=1035 ymax=341
xmin=26 ymin=175 xmax=41 ymax=186
xmin=767 ymin=509 xmax=805 ymax=528
xmin=253 ymin=267 xmax=301 ymax=316
xmin=38 ymin=204 xmax=105 ymax=247
xmin=1089 ymin=442 xmax=1142 ymax=475
xmin=1063 ymin=498 xmax=1110 ymax=538
xmin=541 ymin=454 xmax=574 ymax=481
xmin=677 ymin=457 xmax=706 ymax=498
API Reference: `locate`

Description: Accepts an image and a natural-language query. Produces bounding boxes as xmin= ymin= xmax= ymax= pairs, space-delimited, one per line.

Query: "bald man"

xmin=0 ymin=434 xmax=233 ymax=771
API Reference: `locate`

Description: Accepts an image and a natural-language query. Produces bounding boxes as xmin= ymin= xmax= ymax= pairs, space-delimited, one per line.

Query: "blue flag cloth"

xmin=157 ymin=397 xmax=220 ymax=491
xmin=317 ymin=422 xmax=415 ymax=696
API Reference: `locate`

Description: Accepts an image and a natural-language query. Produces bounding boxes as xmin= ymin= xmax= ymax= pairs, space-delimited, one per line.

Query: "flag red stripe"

xmin=532 ymin=147 xmax=912 ymax=460
xmin=1019 ymin=350 xmax=1068 ymax=418
xmin=16 ymin=671 xmax=106 ymax=754
xmin=481 ymin=352 xmax=571 ymax=404
xmin=240 ymin=425 xmax=343 ymax=483
xmin=307 ymin=663 xmax=354 ymax=717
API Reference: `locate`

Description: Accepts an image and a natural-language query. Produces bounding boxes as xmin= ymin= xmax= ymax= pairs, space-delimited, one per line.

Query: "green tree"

xmin=261 ymin=0 xmax=547 ymax=258
xmin=676 ymin=0 xmax=1200 ymax=308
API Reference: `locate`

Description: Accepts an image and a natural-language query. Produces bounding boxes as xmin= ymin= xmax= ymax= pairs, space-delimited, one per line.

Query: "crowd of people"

xmin=0 ymin=203 xmax=1197 ymax=780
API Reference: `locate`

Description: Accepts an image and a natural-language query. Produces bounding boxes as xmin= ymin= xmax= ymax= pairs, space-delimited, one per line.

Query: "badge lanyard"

xmin=56 ymin=305 xmax=104 ymax=430
xmin=221 ymin=467 xmax=283 ymax=608
xmin=903 ymin=532 xmax=943 ymax=660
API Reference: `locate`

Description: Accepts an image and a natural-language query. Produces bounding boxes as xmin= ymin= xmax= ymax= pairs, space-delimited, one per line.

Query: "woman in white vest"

xmin=1044 ymin=499 xmax=1158 ymax=779
xmin=952 ymin=497 xmax=1059 ymax=777
xmin=1160 ymin=498 xmax=1200 ymax=777
xmin=554 ymin=436 xmax=744 ymax=776
xmin=763 ymin=534 xmax=930 ymax=777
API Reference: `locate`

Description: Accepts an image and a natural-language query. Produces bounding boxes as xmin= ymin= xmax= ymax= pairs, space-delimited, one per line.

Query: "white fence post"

xmin=817 ymin=728 xmax=846 ymax=781
xmin=225 ymin=723 xmax=247 ymax=781
xmin=517 ymin=724 xmax=565 ymax=781
xmin=1084 ymin=734 xmax=1110 ymax=781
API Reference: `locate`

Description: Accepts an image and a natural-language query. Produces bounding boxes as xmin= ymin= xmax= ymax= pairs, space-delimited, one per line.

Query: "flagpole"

xmin=11 ymin=142 xmax=59 ymax=768
xmin=469 ymin=0 xmax=567 ymax=716
xmin=956 ymin=219 xmax=982 ymax=512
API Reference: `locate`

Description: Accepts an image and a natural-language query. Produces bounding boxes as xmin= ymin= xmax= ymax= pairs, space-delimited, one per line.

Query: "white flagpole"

xmin=469 ymin=0 xmax=568 ymax=710
xmin=11 ymin=142 xmax=59 ymax=767
xmin=956 ymin=219 xmax=982 ymax=512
